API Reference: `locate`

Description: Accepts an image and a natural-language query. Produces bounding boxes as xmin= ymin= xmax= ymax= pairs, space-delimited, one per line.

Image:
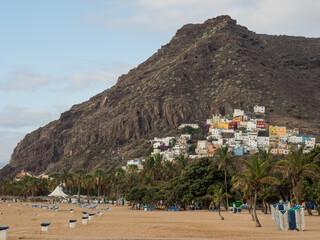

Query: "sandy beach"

xmin=0 ymin=202 xmax=319 ymax=240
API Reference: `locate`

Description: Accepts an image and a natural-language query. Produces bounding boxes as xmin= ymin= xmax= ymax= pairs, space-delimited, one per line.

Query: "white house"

xmin=178 ymin=124 xmax=199 ymax=129
xmin=287 ymin=128 xmax=299 ymax=136
xmin=246 ymin=121 xmax=257 ymax=131
xmin=212 ymin=138 xmax=224 ymax=146
xmin=233 ymin=109 xmax=244 ymax=117
xmin=162 ymin=150 xmax=175 ymax=162
xmin=234 ymin=131 xmax=243 ymax=141
xmin=257 ymin=136 xmax=269 ymax=149
xmin=305 ymin=139 xmax=316 ymax=149
xmin=254 ymin=105 xmax=265 ymax=113
xmin=195 ymin=140 xmax=209 ymax=155
xmin=126 ymin=158 xmax=145 ymax=170
xmin=173 ymin=145 xmax=181 ymax=156
xmin=279 ymin=135 xmax=288 ymax=143
xmin=248 ymin=138 xmax=258 ymax=151
xmin=180 ymin=134 xmax=192 ymax=140
xmin=212 ymin=114 xmax=221 ymax=124
xmin=209 ymin=128 xmax=222 ymax=139
xmin=151 ymin=137 xmax=175 ymax=148
xmin=288 ymin=136 xmax=303 ymax=144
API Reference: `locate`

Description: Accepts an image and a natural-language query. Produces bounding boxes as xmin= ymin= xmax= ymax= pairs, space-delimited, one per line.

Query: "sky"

xmin=0 ymin=0 xmax=320 ymax=168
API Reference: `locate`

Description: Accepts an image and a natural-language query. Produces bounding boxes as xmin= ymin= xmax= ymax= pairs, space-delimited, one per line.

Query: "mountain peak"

xmin=205 ymin=15 xmax=237 ymax=25
xmin=1 ymin=16 xmax=319 ymax=178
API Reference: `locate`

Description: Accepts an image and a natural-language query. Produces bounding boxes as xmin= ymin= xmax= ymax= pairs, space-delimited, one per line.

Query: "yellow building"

xmin=217 ymin=122 xmax=229 ymax=130
xmin=269 ymin=125 xmax=287 ymax=137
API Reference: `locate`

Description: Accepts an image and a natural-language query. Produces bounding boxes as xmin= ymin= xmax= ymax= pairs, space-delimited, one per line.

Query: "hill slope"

xmin=1 ymin=15 xmax=319 ymax=177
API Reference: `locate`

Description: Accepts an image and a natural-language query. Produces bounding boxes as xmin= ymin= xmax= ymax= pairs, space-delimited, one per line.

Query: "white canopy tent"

xmin=48 ymin=185 xmax=68 ymax=198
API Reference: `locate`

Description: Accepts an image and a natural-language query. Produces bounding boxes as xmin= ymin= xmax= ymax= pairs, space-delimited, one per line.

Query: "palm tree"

xmin=232 ymin=155 xmax=279 ymax=227
xmin=82 ymin=174 xmax=94 ymax=203
xmin=175 ymin=154 xmax=189 ymax=174
xmin=26 ymin=177 xmax=39 ymax=199
xmin=60 ymin=169 xmax=74 ymax=203
xmin=73 ymin=169 xmax=86 ymax=203
xmin=231 ymin=173 xmax=255 ymax=220
xmin=162 ymin=160 xmax=176 ymax=181
xmin=210 ymin=184 xmax=231 ymax=220
xmin=213 ymin=146 xmax=234 ymax=209
xmin=111 ymin=167 xmax=125 ymax=203
xmin=49 ymin=172 xmax=62 ymax=191
xmin=277 ymin=144 xmax=320 ymax=205
xmin=1 ymin=175 xmax=15 ymax=196
xmin=94 ymin=169 xmax=105 ymax=203
xmin=101 ymin=173 xmax=111 ymax=203
xmin=258 ymin=147 xmax=273 ymax=163
xmin=142 ymin=156 xmax=156 ymax=182
xmin=120 ymin=172 xmax=139 ymax=196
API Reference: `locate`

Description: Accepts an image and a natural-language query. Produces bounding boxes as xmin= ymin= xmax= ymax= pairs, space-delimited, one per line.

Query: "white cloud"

xmin=5 ymin=68 xmax=51 ymax=91
xmin=64 ymin=62 xmax=135 ymax=91
xmin=0 ymin=106 xmax=54 ymax=168
xmin=0 ymin=105 xmax=53 ymax=128
xmin=84 ymin=0 xmax=320 ymax=37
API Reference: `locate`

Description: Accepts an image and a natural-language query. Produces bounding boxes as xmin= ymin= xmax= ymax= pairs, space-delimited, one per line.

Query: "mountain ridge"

xmin=1 ymin=15 xmax=319 ymax=178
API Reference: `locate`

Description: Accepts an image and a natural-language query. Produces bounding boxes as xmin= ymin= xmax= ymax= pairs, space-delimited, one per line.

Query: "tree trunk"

xmin=251 ymin=206 xmax=255 ymax=221
xmin=266 ymin=202 xmax=269 ymax=214
xmin=292 ymin=178 xmax=300 ymax=205
xmin=98 ymin=186 xmax=101 ymax=203
xmin=103 ymin=189 xmax=106 ymax=203
xmin=294 ymin=186 xmax=299 ymax=205
xmin=224 ymin=168 xmax=229 ymax=210
xmin=263 ymin=199 xmax=267 ymax=214
xmin=87 ymin=189 xmax=90 ymax=204
xmin=249 ymin=194 xmax=255 ymax=221
xmin=77 ymin=184 xmax=81 ymax=203
xmin=254 ymin=190 xmax=261 ymax=227
xmin=68 ymin=186 xmax=72 ymax=203
xmin=218 ymin=204 xmax=224 ymax=220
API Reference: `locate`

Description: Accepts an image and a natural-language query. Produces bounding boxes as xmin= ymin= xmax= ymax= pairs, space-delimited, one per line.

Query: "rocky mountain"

xmin=1 ymin=15 xmax=320 ymax=178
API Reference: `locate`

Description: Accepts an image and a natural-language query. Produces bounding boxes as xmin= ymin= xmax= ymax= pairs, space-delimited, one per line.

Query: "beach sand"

xmin=0 ymin=202 xmax=319 ymax=240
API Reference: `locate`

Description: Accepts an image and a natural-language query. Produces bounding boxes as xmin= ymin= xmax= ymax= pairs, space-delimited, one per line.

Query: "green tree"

xmin=162 ymin=160 xmax=176 ymax=181
xmin=212 ymin=146 xmax=234 ymax=209
xmin=60 ymin=169 xmax=73 ymax=203
xmin=126 ymin=186 xmax=147 ymax=208
xmin=277 ymin=144 xmax=320 ymax=205
xmin=210 ymin=184 xmax=231 ymax=220
xmin=82 ymin=174 xmax=94 ymax=203
xmin=175 ymin=154 xmax=189 ymax=174
xmin=73 ymin=169 xmax=86 ymax=203
xmin=101 ymin=173 xmax=111 ymax=203
xmin=232 ymin=155 xmax=279 ymax=227
xmin=94 ymin=169 xmax=105 ymax=203
xmin=120 ymin=172 xmax=140 ymax=196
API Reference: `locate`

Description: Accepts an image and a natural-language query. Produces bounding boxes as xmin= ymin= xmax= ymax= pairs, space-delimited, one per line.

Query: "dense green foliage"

xmin=1 ymin=146 xmax=319 ymax=225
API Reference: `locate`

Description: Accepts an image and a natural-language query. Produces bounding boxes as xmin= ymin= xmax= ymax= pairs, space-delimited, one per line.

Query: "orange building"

xmin=232 ymin=115 xmax=242 ymax=123
xmin=207 ymin=144 xmax=219 ymax=157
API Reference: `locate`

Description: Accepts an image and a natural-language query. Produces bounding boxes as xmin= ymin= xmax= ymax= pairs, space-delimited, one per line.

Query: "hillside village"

xmin=123 ymin=106 xmax=319 ymax=171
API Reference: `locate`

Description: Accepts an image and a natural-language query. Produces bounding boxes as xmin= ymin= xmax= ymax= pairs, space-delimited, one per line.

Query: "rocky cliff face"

xmin=1 ymin=15 xmax=320 ymax=177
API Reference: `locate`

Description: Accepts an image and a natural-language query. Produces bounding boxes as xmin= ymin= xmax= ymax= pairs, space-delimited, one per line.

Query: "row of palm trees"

xmin=0 ymin=153 xmax=189 ymax=203
xmin=0 ymin=144 xmax=319 ymax=229
xmin=215 ymin=144 xmax=320 ymax=227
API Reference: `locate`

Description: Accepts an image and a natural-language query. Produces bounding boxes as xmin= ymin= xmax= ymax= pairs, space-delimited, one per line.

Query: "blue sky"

xmin=1 ymin=0 xmax=319 ymax=168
